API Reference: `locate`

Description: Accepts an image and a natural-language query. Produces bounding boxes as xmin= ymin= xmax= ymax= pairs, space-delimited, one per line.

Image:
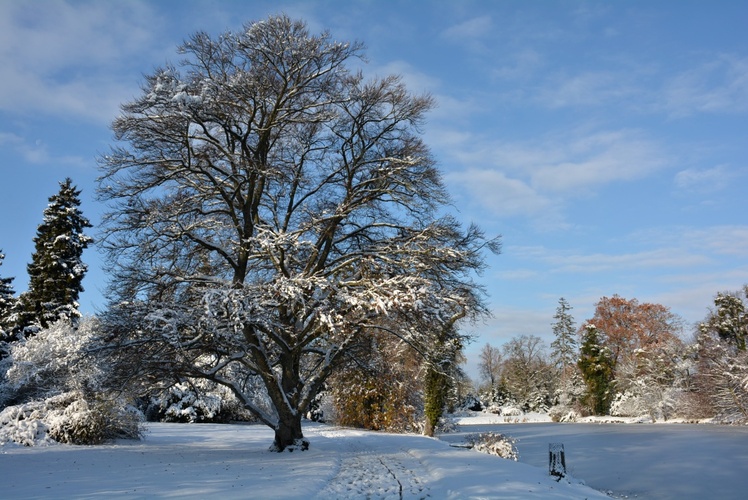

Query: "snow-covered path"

xmin=0 ymin=422 xmax=607 ymax=499
xmin=311 ymin=427 xmax=432 ymax=499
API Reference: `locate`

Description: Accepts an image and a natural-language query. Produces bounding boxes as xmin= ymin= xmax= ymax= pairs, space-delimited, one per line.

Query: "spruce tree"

xmin=16 ymin=178 xmax=93 ymax=332
xmin=0 ymin=250 xmax=16 ymax=342
xmin=550 ymin=297 xmax=577 ymax=377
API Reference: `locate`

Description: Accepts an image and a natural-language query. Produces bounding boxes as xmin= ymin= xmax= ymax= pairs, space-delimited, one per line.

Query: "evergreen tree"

xmin=550 ymin=297 xmax=577 ymax=377
xmin=15 ymin=179 xmax=92 ymax=332
xmin=578 ymin=323 xmax=614 ymax=415
xmin=0 ymin=250 xmax=15 ymax=328
xmin=701 ymin=290 xmax=747 ymax=352
xmin=0 ymin=250 xmax=17 ymax=355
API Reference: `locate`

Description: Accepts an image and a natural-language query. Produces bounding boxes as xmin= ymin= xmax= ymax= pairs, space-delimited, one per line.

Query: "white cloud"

xmin=436 ymin=126 xmax=670 ymax=228
xmin=546 ymin=248 xmax=710 ymax=274
xmin=630 ymin=225 xmax=748 ymax=259
xmin=0 ymin=1 xmax=162 ymax=123
xmin=674 ymin=164 xmax=738 ymax=192
xmin=0 ymin=132 xmax=86 ymax=167
xmin=536 ymin=70 xmax=639 ymax=108
xmin=441 ymin=16 xmax=493 ymax=42
xmin=491 ymin=49 xmax=544 ymax=81
xmin=370 ymin=60 xmax=441 ymax=95
xmin=445 ymin=168 xmax=557 ymax=220
xmin=662 ymin=54 xmax=748 ymax=116
xmin=530 ymin=130 xmax=670 ymax=192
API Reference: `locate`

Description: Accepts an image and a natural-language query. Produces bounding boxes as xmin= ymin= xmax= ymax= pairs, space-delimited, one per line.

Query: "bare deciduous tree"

xmin=478 ymin=343 xmax=503 ymax=388
xmin=97 ymin=15 xmax=498 ymax=451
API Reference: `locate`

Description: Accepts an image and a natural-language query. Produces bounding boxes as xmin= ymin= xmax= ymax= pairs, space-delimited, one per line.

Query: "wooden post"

xmin=549 ymin=443 xmax=566 ymax=479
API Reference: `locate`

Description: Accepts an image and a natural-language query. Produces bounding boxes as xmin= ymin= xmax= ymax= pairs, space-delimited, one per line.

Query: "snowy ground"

xmin=0 ymin=420 xmax=605 ymax=499
xmin=448 ymin=412 xmax=748 ymax=499
xmin=4 ymin=413 xmax=747 ymax=499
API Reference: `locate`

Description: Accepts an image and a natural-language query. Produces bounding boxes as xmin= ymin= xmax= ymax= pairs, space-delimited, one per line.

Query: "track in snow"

xmin=311 ymin=428 xmax=431 ymax=499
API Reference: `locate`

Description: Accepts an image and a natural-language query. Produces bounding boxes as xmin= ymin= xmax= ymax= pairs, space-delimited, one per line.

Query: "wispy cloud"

xmin=662 ymin=54 xmax=748 ymax=117
xmin=441 ymin=15 xmax=493 ymax=42
xmin=0 ymin=132 xmax=86 ymax=167
xmin=0 ymin=1 xmax=161 ymax=123
xmin=530 ymin=129 xmax=669 ymax=192
xmin=446 ymin=168 xmax=557 ymax=219
xmin=674 ymin=164 xmax=740 ymax=193
xmin=535 ymin=70 xmax=640 ymax=108
xmin=630 ymin=225 xmax=748 ymax=259
xmin=545 ymin=248 xmax=710 ymax=274
xmin=439 ymin=126 xmax=669 ymax=227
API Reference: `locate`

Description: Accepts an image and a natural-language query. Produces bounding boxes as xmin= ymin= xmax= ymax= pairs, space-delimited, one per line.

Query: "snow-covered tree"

xmin=14 ymin=179 xmax=92 ymax=333
xmin=97 ymin=15 xmax=498 ymax=451
xmin=478 ymin=343 xmax=503 ymax=389
xmin=700 ymin=290 xmax=747 ymax=352
xmin=694 ymin=287 xmax=748 ymax=422
xmin=501 ymin=334 xmax=554 ymax=412
xmin=585 ymin=295 xmax=683 ymax=375
xmin=0 ymin=250 xmax=16 ymax=345
xmin=578 ymin=324 xmax=614 ymax=415
xmin=550 ymin=297 xmax=577 ymax=377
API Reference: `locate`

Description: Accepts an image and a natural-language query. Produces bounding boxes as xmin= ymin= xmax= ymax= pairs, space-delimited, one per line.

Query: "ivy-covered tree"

xmin=423 ymin=322 xmax=465 ymax=437
xmin=550 ymin=297 xmax=577 ymax=377
xmin=15 ymin=179 xmax=92 ymax=333
xmin=578 ymin=323 xmax=614 ymax=415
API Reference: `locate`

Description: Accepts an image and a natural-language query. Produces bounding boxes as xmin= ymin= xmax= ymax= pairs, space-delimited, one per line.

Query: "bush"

xmin=549 ymin=405 xmax=580 ymax=422
xmin=144 ymin=381 xmax=255 ymax=423
xmin=465 ymin=432 xmax=519 ymax=461
xmin=0 ymin=391 xmax=143 ymax=446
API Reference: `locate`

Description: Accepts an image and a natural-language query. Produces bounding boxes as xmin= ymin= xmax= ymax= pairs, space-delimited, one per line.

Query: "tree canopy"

xmin=97 ymin=15 xmax=498 ymax=451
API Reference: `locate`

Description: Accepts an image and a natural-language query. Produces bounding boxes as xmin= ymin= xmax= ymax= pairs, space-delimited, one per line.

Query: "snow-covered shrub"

xmin=0 ymin=391 xmax=143 ymax=446
xmin=459 ymin=393 xmax=483 ymax=412
xmin=548 ymin=405 xmax=580 ymax=423
xmin=47 ymin=392 xmax=143 ymax=445
xmin=465 ymin=432 xmax=519 ymax=461
xmin=500 ymin=405 xmax=523 ymax=417
xmin=0 ymin=317 xmax=145 ymax=445
xmin=145 ymin=381 xmax=254 ymax=423
xmin=434 ymin=414 xmax=459 ymax=434
xmin=609 ymin=391 xmax=645 ymax=417
xmin=0 ymin=401 xmax=52 ymax=446
xmin=3 ymin=318 xmax=101 ymax=404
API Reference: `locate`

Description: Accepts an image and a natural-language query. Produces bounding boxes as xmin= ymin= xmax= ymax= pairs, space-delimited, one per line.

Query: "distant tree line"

xmin=477 ymin=293 xmax=748 ymax=423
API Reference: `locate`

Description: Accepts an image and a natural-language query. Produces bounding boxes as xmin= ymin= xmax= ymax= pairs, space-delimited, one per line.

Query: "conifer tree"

xmin=15 ymin=179 xmax=92 ymax=332
xmin=550 ymin=297 xmax=577 ymax=377
xmin=0 ymin=250 xmax=16 ymax=345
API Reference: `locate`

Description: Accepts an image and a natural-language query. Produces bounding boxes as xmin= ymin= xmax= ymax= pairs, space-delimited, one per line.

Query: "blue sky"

xmin=1 ymin=1 xmax=747 ymax=377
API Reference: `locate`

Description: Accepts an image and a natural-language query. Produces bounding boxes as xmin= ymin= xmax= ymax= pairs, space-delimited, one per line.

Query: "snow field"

xmin=0 ymin=422 xmax=607 ymax=499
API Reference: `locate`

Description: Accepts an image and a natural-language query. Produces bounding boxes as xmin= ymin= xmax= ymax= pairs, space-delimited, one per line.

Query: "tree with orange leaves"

xmin=586 ymin=295 xmax=683 ymax=370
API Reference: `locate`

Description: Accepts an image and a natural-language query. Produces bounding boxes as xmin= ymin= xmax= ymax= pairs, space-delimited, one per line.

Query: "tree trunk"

xmin=272 ymin=412 xmax=308 ymax=452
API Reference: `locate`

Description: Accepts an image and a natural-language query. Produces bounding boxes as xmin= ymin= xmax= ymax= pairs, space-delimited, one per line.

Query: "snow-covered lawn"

xmin=448 ymin=412 xmax=748 ymax=499
xmin=0 ymin=421 xmax=605 ymax=499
